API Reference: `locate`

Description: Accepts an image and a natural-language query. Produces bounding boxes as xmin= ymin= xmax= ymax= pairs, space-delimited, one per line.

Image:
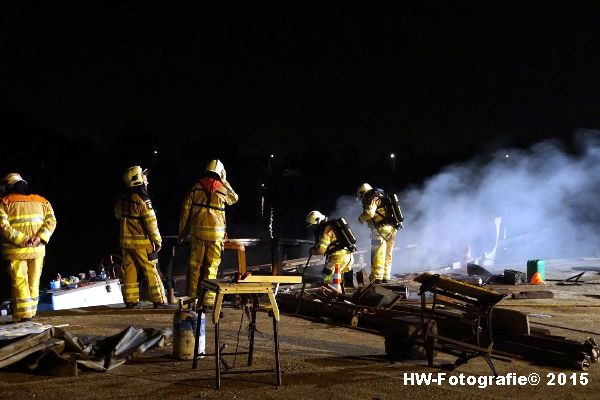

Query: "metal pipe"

xmin=273 ymin=314 xmax=282 ymax=386
xmin=295 ymin=254 xmax=313 ymax=314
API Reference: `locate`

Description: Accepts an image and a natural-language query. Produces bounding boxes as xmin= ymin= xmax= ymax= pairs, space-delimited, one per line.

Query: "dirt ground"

xmin=0 ymin=260 xmax=599 ymax=400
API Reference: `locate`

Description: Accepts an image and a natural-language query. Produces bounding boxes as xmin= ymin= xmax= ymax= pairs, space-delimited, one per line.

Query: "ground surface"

xmin=0 ymin=259 xmax=599 ymax=399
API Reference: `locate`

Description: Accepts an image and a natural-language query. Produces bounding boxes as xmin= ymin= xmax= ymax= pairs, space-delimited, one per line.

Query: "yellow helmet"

xmin=0 ymin=173 xmax=26 ymax=192
xmin=206 ymin=159 xmax=225 ymax=177
xmin=123 ymin=166 xmax=148 ymax=187
xmin=306 ymin=210 xmax=326 ymax=225
xmin=356 ymin=183 xmax=373 ymax=200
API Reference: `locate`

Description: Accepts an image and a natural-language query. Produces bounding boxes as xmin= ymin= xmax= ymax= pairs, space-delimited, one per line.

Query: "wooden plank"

xmin=414 ymin=272 xmax=506 ymax=303
xmin=511 ymin=290 xmax=554 ymax=299
xmin=492 ymin=308 xmax=530 ymax=335
xmin=239 ymin=275 xmax=302 ymax=284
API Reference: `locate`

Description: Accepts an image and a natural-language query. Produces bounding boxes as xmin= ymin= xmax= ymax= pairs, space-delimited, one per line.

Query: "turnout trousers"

xmin=322 ymin=253 xmax=354 ymax=284
xmin=121 ymin=247 xmax=167 ymax=304
xmin=369 ymin=226 xmax=397 ymax=281
xmin=8 ymin=257 xmax=43 ymax=322
xmin=187 ymin=238 xmax=222 ymax=306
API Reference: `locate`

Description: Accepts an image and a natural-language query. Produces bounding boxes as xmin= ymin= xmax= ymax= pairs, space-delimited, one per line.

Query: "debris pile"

xmin=279 ymin=269 xmax=599 ymax=373
xmin=0 ymin=322 xmax=171 ymax=376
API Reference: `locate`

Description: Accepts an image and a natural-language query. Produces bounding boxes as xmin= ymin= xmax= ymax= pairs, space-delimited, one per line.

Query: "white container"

xmin=51 ymin=279 xmax=123 ymax=310
xmin=50 ymin=280 xmax=61 ymax=290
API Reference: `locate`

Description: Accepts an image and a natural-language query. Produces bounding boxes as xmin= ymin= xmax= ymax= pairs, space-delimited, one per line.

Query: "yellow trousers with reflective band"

xmin=8 ymin=257 xmax=43 ymax=322
xmin=187 ymin=239 xmax=222 ymax=306
xmin=369 ymin=226 xmax=397 ymax=281
xmin=322 ymin=253 xmax=353 ymax=284
xmin=121 ymin=247 xmax=167 ymax=304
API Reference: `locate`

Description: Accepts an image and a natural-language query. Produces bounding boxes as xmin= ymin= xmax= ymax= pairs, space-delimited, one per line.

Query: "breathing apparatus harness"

xmin=363 ymin=189 xmax=404 ymax=241
xmin=189 ymin=178 xmax=228 ymax=227
xmin=313 ymin=218 xmax=357 ymax=256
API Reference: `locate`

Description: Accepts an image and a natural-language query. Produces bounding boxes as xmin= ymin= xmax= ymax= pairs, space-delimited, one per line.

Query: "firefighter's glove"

xmin=322 ymin=268 xmax=334 ymax=285
xmin=153 ymin=242 xmax=162 ymax=253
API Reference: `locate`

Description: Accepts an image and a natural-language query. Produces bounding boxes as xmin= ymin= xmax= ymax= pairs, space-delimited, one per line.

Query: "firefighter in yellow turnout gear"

xmin=0 ymin=173 xmax=56 ymax=322
xmin=178 ymin=160 xmax=238 ymax=306
xmin=114 ymin=166 xmax=167 ymax=308
xmin=357 ymin=183 xmax=398 ymax=284
xmin=307 ymin=211 xmax=355 ymax=286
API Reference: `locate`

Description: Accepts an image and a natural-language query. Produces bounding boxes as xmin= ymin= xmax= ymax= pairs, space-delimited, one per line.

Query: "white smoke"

xmin=331 ymin=130 xmax=600 ymax=273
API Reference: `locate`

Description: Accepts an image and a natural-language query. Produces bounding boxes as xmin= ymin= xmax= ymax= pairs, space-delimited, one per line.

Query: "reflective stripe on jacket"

xmin=0 ymin=193 xmax=57 ymax=260
xmin=179 ymin=179 xmax=238 ymax=242
xmin=114 ymin=193 xmax=161 ymax=249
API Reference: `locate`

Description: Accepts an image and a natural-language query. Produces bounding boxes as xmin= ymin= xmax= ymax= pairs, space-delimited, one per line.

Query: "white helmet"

xmin=0 ymin=173 xmax=26 ymax=192
xmin=356 ymin=183 xmax=373 ymax=200
xmin=123 ymin=166 xmax=148 ymax=187
xmin=306 ymin=210 xmax=326 ymax=225
xmin=206 ymin=159 xmax=225 ymax=178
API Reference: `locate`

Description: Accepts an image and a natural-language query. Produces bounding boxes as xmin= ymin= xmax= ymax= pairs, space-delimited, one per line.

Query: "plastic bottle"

xmin=50 ymin=274 xmax=62 ymax=290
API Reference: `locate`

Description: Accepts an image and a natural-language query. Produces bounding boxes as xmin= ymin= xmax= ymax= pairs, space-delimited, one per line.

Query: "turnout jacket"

xmin=0 ymin=193 xmax=57 ymax=260
xmin=178 ymin=177 xmax=238 ymax=242
xmin=114 ymin=192 xmax=161 ymax=249
xmin=313 ymin=224 xmax=352 ymax=257
xmin=359 ymin=192 xmax=390 ymax=229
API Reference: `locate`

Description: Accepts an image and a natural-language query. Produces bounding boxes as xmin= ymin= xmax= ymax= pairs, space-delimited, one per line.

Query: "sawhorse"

xmin=191 ymin=279 xmax=282 ymax=389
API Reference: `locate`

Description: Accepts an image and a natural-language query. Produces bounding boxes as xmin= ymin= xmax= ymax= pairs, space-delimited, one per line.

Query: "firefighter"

xmin=0 ymin=182 xmax=8 ymax=306
xmin=306 ymin=210 xmax=354 ymax=287
xmin=356 ymin=183 xmax=398 ymax=284
xmin=177 ymin=159 xmax=238 ymax=306
xmin=114 ymin=166 xmax=167 ymax=309
xmin=0 ymin=173 xmax=56 ymax=322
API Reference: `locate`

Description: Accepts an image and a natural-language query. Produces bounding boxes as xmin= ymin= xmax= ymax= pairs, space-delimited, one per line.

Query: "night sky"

xmin=1 ymin=4 xmax=600 ymax=279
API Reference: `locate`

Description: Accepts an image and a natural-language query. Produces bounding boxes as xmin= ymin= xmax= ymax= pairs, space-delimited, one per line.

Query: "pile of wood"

xmin=278 ymin=272 xmax=599 ymax=372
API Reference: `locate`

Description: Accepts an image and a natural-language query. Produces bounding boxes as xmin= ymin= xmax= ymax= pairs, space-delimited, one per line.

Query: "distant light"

xmin=270 ymin=154 xmax=274 ymax=158
xmin=261 ymin=183 xmax=265 ymax=187
xmin=505 ymin=154 xmax=510 ymax=158
xmin=154 ymin=150 xmax=158 ymax=154
xmin=390 ymin=153 xmax=395 ymax=159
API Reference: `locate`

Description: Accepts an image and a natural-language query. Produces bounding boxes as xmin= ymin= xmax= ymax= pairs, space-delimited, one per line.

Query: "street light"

xmin=390 ymin=153 xmax=396 ymax=172
xmin=268 ymin=154 xmax=275 ymax=175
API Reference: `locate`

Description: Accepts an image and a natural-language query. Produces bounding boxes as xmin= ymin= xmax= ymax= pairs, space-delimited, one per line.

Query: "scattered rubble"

xmin=280 ymin=267 xmax=599 ymax=373
xmin=0 ymin=322 xmax=171 ymax=375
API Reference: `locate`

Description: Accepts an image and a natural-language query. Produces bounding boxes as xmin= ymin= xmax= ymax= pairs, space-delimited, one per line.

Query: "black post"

xmin=248 ymin=295 xmax=258 ymax=366
xmin=271 ymin=237 xmax=282 ymax=276
xmin=166 ymin=245 xmax=175 ymax=292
